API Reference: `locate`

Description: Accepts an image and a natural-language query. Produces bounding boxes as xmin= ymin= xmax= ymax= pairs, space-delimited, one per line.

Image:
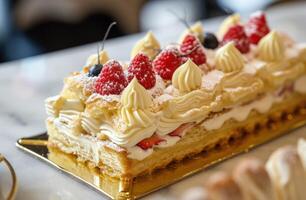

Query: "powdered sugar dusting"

xmin=86 ymin=93 xmax=120 ymax=104
xmin=72 ymin=73 xmax=97 ymax=94
xmin=78 ymin=131 xmax=126 ymax=152
xmin=148 ymin=75 xmax=165 ymax=97
xmin=95 ymin=60 xmax=128 ymax=95
xmin=113 ymin=116 xmax=128 ymax=132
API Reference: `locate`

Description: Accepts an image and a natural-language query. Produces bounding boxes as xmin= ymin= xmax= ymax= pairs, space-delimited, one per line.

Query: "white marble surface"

xmin=0 ymin=2 xmax=306 ymax=200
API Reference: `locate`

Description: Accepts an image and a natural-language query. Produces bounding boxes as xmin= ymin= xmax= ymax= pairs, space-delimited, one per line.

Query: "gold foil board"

xmin=16 ymin=108 xmax=306 ymax=200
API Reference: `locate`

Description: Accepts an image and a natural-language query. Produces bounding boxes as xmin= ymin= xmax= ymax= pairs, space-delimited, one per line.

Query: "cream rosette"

xmin=172 ymin=59 xmax=203 ymax=93
xmin=120 ymin=78 xmax=156 ymax=128
xmin=215 ymin=42 xmax=245 ymax=73
xmin=131 ymin=31 xmax=160 ymax=60
xmin=100 ymin=78 xmax=158 ymax=147
xmin=258 ymin=31 xmax=284 ymax=62
xmin=257 ymin=31 xmax=306 ymax=87
xmin=157 ymin=60 xmax=216 ymax=135
xmin=214 ymin=42 xmax=265 ymax=105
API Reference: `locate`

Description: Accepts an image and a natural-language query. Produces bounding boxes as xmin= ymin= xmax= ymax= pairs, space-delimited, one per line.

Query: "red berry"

xmin=95 ymin=60 xmax=127 ymax=95
xmin=137 ymin=134 xmax=164 ymax=150
xmin=127 ymin=53 xmax=156 ymax=89
xmin=153 ymin=48 xmax=183 ymax=80
xmin=180 ymin=34 xmax=206 ymax=65
xmin=222 ymin=25 xmax=250 ymax=54
xmin=169 ymin=123 xmax=193 ymax=137
xmin=245 ymin=11 xmax=270 ymax=45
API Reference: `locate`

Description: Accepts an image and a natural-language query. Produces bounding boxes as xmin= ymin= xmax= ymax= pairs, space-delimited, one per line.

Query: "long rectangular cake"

xmin=45 ymin=11 xmax=306 ymax=188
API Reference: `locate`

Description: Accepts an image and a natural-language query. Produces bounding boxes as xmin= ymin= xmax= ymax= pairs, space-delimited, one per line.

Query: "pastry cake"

xmin=181 ymin=139 xmax=306 ymax=200
xmin=45 ymin=11 xmax=306 ymax=193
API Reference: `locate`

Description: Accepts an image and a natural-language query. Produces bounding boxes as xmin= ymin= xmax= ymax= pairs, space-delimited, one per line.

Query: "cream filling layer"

xmin=54 ymin=118 xmax=103 ymax=164
xmin=45 ymin=95 xmax=63 ymax=117
xmin=81 ymin=113 xmax=100 ymax=135
xmin=157 ymin=89 xmax=216 ymax=135
xmin=127 ymin=124 xmax=193 ymax=160
xmin=100 ymin=123 xmax=157 ymax=148
xmin=53 ymin=118 xmax=124 ymax=165
xmin=201 ymin=94 xmax=274 ymax=131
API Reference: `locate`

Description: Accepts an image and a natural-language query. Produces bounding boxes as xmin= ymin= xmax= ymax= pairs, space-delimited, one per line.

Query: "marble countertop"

xmin=0 ymin=2 xmax=306 ymax=200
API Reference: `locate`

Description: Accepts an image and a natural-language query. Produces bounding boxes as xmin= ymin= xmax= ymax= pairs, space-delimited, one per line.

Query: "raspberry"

xmin=180 ymin=34 xmax=207 ymax=65
xmin=137 ymin=134 xmax=164 ymax=150
xmin=169 ymin=123 xmax=193 ymax=137
xmin=222 ymin=25 xmax=250 ymax=54
xmin=94 ymin=60 xmax=127 ymax=95
xmin=153 ymin=48 xmax=183 ymax=80
xmin=245 ymin=11 xmax=270 ymax=45
xmin=127 ymin=53 xmax=156 ymax=89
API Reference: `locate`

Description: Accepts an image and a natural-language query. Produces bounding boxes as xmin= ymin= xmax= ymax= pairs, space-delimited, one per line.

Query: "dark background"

xmin=0 ymin=0 xmax=301 ymax=63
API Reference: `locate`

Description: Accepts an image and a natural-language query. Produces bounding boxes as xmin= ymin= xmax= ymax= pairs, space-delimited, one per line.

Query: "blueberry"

xmin=88 ymin=64 xmax=103 ymax=77
xmin=203 ymin=32 xmax=219 ymax=49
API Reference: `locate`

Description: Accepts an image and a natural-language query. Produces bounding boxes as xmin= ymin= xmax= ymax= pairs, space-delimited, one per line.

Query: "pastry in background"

xmin=233 ymin=158 xmax=275 ymax=200
xmin=205 ymin=172 xmax=243 ymax=200
xmin=266 ymin=146 xmax=306 ymax=200
xmin=131 ymin=31 xmax=160 ymax=60
xmin=180 ymin=187 xmax=210 ymax=200
xmin=297 ymin=138 xmax=306 ymax=172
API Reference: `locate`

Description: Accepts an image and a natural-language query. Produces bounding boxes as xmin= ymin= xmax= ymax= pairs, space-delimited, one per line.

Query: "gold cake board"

xmin=16 ymin=109 xmax=306 ymax=200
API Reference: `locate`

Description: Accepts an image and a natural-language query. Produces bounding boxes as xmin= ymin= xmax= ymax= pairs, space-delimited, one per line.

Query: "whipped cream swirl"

xmin=101 ymin=78 xmax=158 ymax=147
xmin=215 ymin=42 xmax=244 ymax=73
xmin=258 ymin=31 xmax=285 ymax=62
xmin=172 ymin=59 xmax=202 ymax=93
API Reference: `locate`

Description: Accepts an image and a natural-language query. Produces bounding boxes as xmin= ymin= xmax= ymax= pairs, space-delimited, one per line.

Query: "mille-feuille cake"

xmin=45 ymin=11 xmax=306 ymax=180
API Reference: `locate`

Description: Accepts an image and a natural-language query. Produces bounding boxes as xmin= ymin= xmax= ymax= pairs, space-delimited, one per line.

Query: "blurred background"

xmin=0 ymin=0 xmax=303 ymax=63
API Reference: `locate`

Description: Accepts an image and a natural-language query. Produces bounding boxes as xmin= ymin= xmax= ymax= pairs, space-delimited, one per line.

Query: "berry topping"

xmin=137 ymin=134 xmax=164 ymax=150
xmin=169 ymin=123 xmax=193 ymax=137
xmin=88 ymin=64 xmax=103 ymax=77
xmin=180 ymin=34 xmax=207 ymax=65
xmin=95 ymin=60 xmax=127 ymax=95
xmin=203 ymin=32 xmax=219 ymax=49
xmin=222 ymin=25 xmax=250 ymax=54
xmin=153 ymin=48 xmax=183 ymax=80
xmin=127 ymin=53 xmax=156 ymax=89
xmin=89 ymin=22 xmax=116 ymax=77
xmin=245 ymin=11 xmax=270 ymax=45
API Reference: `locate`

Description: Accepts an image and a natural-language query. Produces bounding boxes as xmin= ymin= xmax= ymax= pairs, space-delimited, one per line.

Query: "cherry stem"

xmin=97 ymin=21 xmax=117 ymax=65
xmin=167 ymin=9 xmax=191 ymax=30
